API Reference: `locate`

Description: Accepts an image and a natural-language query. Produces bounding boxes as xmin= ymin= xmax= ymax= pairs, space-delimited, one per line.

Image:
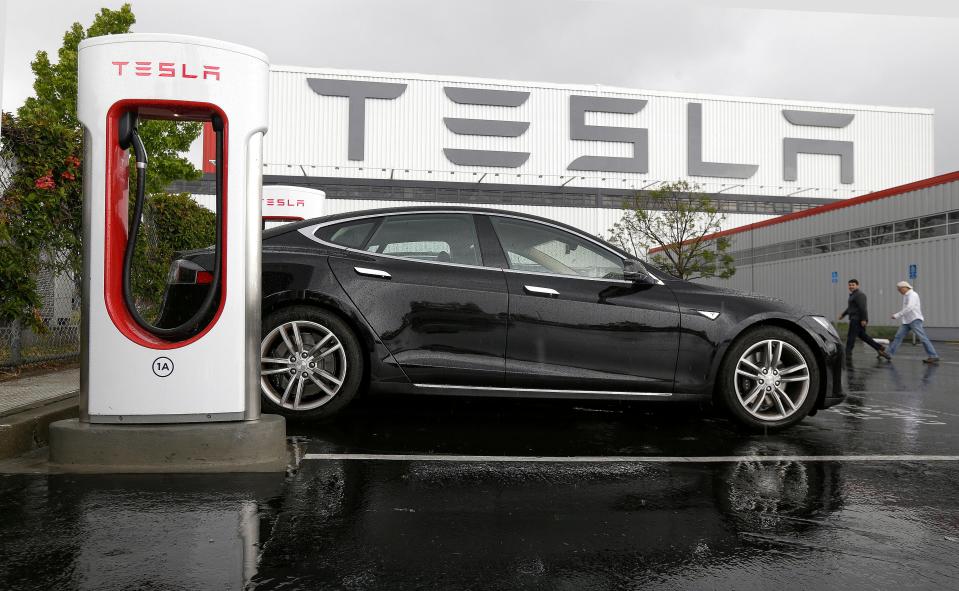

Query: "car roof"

xmin=266 ymin=205 xmax=632 ymax=257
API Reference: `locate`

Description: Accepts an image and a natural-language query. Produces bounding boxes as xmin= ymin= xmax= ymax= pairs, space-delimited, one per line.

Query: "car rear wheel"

xmin=719 ymin=326 xmax=820 ymax=430
xmin=260 ymin=305 xmax=363 ymax=419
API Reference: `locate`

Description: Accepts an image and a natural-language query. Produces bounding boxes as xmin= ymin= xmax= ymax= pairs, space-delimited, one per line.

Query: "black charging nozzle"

xmin=119 ymin=110 xmax=224 ymax=341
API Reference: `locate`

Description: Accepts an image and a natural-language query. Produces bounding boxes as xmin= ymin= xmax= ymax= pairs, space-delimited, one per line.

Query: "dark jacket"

xmin=841 ymin=289 xmax=868 ymax=322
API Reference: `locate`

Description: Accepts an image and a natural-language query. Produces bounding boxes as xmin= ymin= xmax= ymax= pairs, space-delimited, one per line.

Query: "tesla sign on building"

xmin=188 ymin=65 xmax=934 ymax=237
xmin=255 ymin=66 xmax=933 ymax=199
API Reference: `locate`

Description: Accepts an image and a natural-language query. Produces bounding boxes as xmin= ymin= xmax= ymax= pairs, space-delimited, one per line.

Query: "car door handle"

xmin=354 ymin=267 xmax=391 ymax=279
xmin=524 ymin=285 xmax=559 ymax=297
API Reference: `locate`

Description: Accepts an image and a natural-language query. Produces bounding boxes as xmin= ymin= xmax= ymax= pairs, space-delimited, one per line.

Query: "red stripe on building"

xmin=201 ymin=122 xmax=216 ymax=174
xmin=649 ymin=170 xmax=959 ymax=254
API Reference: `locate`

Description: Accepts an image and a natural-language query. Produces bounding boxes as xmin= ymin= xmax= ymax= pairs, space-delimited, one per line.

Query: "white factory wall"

xmin=702 ymin=175 xmax=959 ymax=338
xmin=262 ymin=65 xmax=934 ymax=200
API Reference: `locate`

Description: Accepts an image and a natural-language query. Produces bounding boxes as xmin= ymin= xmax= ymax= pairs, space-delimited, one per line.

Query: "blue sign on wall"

xmin=831 ymin=271 xmax=838 ymax=284
xmin=909 ymin=264 xmax=918 ymax=279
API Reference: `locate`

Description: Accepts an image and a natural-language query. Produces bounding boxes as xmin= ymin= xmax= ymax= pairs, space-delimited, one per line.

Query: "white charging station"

xmin=261 ymin=185 xmax=326 ymax=228
xmin=50 ymin=34 xmax=286 ymax=472
xmin=76 ymin=34 xmax=269 ymax=423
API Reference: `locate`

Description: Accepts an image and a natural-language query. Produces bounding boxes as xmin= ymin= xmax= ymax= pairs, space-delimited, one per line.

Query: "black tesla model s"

xmin=160 ymin=206 xmax=844 ymax=429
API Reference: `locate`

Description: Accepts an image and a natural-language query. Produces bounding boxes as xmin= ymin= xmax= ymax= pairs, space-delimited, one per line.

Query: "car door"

xmin=485 ymin=214 xmax=680 ymax=393
xmin=321 ymin=212 xmax=508 ymax=387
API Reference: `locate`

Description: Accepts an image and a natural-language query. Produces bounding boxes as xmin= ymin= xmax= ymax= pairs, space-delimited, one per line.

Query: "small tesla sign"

xmin=261 ymin=186 xmax=326 ymax=223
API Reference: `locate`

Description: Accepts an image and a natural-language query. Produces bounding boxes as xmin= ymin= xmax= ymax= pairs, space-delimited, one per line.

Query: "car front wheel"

xmin=719 ymin=326 xmax=820 ymax=430
xmin=260 ymin=305 xmax=363 ymax=419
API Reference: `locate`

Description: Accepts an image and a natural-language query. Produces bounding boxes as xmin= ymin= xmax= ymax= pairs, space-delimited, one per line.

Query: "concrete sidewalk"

xmin=0 ymin=368 xmax=80 ymax=459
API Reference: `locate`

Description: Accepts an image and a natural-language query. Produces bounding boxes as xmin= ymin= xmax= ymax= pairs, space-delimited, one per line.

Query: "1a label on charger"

xmin=152 ymin=357 xmax=174 ymax=377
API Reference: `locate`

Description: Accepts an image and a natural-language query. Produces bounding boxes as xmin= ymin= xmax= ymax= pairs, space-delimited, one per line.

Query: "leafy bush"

xmin=131 ymin=193 xmax=215 ymax=320
xmin=0 ymin=4 xmax=201 ymax=330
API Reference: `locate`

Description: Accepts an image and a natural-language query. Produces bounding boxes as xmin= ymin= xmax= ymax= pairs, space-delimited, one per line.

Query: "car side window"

xmin=489 ymin=216 xmax=624 ymax=280
xmin=363 ymin=214 xmax=481 ymax=266
xmin=314 ymin=219 xmax=380 ymax=249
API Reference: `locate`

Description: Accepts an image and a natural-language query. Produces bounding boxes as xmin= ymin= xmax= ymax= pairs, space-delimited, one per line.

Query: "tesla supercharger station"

xmin=261 ymin=185 xmax=326 ymax=228
xmin=50 ymin=34 xmax=286 ymax=471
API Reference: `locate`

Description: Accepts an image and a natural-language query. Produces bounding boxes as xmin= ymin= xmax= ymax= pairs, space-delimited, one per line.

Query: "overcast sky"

xmin=2 ymin=0 xmax=957 ymax=172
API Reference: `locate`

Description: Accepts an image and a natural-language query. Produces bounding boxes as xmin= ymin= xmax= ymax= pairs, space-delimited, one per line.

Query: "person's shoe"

xmin=922 ymin=357 xmax=940 ymax=364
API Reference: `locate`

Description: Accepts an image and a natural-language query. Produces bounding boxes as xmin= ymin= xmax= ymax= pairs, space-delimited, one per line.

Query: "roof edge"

xmin=649 ymin=170 xmax=959 ymax=253
xmin=270 ymin=64 xmax=934 ymax=114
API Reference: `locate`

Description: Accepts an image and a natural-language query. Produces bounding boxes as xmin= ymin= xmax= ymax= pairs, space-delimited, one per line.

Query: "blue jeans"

xmin=888 ymin=319 xmax=939 ymax=358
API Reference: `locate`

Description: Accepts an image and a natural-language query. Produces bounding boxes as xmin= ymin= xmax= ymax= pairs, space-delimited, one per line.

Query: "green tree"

xmin=0 ymin=4 xmax=202 ymax=329
xmin=608 ymin=180 xmax=735 ymax=281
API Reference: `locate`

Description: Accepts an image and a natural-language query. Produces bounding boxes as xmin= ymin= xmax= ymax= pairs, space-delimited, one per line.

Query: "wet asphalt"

xmin=2 ymin=343 xmax=959 ymax=590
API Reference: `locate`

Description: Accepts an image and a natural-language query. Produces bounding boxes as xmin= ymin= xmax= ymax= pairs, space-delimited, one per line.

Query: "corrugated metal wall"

xmin=703 ymin=178 xmax=959 ymax=337
xmin=263 ymin=65 xmax=934 ymax=200
xmin=732 ymin=180 xmax=958 ymax=248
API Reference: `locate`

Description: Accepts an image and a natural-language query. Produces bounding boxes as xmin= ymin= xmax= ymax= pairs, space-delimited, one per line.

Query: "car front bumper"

xmin=800 ymin=316 xmax=846 ymax=409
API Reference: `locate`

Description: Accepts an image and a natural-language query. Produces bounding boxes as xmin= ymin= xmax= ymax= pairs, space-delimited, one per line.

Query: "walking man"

xmin=887 ymin=281 xmax=940 ymax=364
xmin=838 ymin=279 xmax=889 ymax=360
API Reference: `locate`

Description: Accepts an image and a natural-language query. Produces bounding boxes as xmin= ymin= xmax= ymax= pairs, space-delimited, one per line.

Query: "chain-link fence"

xmin=0 ymin=156 xmax=13 ymax=194
xmin=2 ymin=149 xmax=82 ymax=367
xmin=0 ymin=268 xmax=81 ymax=367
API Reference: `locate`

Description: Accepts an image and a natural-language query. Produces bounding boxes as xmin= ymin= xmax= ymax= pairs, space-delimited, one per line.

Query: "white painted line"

xmin=303 ymin=453 xmax=959 ymax=463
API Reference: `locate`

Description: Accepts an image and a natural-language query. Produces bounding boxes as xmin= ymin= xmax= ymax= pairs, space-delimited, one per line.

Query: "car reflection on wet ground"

xmin=2 ymin=344 xmax=959 ymax=590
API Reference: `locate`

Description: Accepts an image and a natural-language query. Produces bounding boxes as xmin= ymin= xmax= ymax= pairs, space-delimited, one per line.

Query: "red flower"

xmin=65 ymin=155 xmax=81 ymax=168
xmin=61 ymin=171 xmax=76 ymax=181
xmin=34 ymin=171 xmax=56 ymax=190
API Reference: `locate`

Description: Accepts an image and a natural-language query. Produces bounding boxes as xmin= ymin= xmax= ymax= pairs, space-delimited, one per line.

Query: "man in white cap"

xmin=886 ymin=281 xmax=940 ymax=364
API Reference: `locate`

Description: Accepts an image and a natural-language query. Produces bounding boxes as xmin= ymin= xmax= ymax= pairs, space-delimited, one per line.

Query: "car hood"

xmin=668 ymin=280 xmax=811 ymax=319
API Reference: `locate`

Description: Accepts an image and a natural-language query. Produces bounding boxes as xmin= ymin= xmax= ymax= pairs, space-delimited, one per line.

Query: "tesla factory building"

xmin=693 ymin=172 xmax=959 ymax=341
xmin=178 ymin=65 xmax=934 ymax=238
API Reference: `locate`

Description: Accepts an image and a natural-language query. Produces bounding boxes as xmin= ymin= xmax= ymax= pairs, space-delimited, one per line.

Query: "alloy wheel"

xmin=733 ymin=339 xmax=811 ymax=422
xmin=260 ymin=320 xmax=348 ymax=411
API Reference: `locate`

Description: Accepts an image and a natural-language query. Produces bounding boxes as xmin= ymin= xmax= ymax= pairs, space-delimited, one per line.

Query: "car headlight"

xmin=810 ymin=315 xmax=839 ymax=338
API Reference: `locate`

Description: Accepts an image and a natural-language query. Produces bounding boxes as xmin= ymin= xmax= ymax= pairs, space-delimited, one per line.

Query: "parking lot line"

xmin=303 ymin=453 xmax=959 ymax=463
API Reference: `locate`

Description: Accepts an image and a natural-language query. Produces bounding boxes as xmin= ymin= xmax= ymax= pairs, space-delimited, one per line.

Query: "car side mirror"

xmin=623 ymin=260 xmax=655 ymax=284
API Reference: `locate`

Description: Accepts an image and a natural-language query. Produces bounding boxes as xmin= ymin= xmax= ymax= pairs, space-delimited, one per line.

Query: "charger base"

xmin=49 ymin=414 xmax=287 ymax=473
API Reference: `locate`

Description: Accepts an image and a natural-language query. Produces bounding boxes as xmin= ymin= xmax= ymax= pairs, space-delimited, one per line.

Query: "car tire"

xmin=260 ymin=305 xmax=364 ymax=420
xmin=719 ymin=326 xmax=820 ymax=431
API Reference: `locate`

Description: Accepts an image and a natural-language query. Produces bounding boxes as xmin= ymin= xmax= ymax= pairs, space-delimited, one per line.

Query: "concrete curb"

xmin=0 ymin=394 xmax=79 ymax=460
